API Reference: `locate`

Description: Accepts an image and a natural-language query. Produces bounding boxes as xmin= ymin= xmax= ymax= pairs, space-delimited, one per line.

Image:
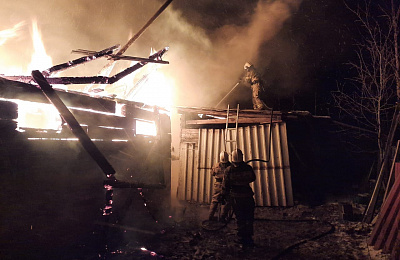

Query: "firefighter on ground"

xmin=221 ymin=148 xmax=256 ymax=247
xmin=208 ymin=151 xmax=232 ymax=221
xmin=243 ymin=62 xmax=270 ymax=110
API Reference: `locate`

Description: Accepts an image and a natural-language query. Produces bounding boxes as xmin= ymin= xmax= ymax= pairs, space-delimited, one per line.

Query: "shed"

xmin=171 ymin=107 xmax=293 ymax=207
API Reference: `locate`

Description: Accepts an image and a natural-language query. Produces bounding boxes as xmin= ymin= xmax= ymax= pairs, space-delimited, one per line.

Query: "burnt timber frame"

xmin=1 ymin=47 xmax=169 ymax=85
xmin=31 ymin=70 xmax=116 ymax=177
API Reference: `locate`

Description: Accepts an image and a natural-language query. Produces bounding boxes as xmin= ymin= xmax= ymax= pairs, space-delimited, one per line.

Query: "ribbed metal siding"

xmin=178 ymin=123 xmax=293 ymax=206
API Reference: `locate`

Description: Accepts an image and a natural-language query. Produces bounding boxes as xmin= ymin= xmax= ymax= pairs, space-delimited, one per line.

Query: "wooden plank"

xmin=363 ymin=111 xmax=400 ymax=223
xmin=125 ymin=105 xmax=156 ymax=121
xmin=382 ymin=197 xmax=400 ymax=253
xmin=372 ymin=178 xmax=400 ymax=249
xmin=0 ymin=78 xmax=116 ymax=113
xmin=369 ymin=166 xmax=400 ymax=249
xmin=86 ymin=126 xmax=132 ymax=140
xmin=116 ymin=0 xmax=173 ymax=55
xmin=181 ymin=129 xmax=199 ymax=143
xmin=366 ymin=110 xmax=400 ymax=222
xmin=70 ymin=109 xmax=127 ymax=128
xmin=186 ymin=117 xmax=282 ymax=125
xmin=31 ymin=70 xmax=116 ymax=177
xmin=43 ymin=45 xmax=120 ymax=76
xmin=177 ymin=107 xmax=281 ymax=119
xmin=388 ymin=228 xmax=400 ymax=258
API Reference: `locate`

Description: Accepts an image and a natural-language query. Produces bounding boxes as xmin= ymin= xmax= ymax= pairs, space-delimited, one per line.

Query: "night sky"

xmin=0 ymin=0 xmax=363 ymax=113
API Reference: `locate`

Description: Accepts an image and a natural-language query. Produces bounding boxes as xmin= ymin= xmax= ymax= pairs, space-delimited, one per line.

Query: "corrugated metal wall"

xmin=178 ymin=122 xmax=293 ymax=206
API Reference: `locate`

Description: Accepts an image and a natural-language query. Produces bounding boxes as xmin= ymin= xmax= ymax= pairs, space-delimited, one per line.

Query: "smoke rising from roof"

xmin=0 ymin=0 xmax=301 ymax=108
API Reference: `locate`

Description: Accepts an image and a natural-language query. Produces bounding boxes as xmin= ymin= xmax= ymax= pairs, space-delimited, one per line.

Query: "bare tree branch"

xmin=333 ymin=1 xmax=399 ymax=162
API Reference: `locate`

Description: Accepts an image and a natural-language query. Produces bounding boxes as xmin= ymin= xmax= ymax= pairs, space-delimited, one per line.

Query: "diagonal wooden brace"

xmin=31 ymin=70 xmax=116 ymax=178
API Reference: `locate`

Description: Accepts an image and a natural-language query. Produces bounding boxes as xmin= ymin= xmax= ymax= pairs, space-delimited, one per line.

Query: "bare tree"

xmin=332 ymin=1 xmax=400 ymax=164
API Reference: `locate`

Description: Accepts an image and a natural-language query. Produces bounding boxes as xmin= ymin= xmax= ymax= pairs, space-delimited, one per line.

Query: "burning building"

xmin=0 ymin=6 xmax=174 ymax=256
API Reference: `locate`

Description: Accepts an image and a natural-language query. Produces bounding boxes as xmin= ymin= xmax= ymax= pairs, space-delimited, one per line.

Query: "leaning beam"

xmin=31 ymin=70 xmax=116 ymax=178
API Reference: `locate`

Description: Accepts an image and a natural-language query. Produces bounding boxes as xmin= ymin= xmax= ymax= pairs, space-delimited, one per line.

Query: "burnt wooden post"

xmin=31 ymin=70 xmax=116 ymax=178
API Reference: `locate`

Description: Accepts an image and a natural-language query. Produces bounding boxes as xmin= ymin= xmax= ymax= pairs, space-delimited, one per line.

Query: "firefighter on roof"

xmin=243 ymin=62 xmax=270 ymax=110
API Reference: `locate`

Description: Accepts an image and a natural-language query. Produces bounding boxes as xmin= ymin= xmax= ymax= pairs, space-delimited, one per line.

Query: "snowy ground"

xmin=94 ymin=201 xmax=392 ymax=260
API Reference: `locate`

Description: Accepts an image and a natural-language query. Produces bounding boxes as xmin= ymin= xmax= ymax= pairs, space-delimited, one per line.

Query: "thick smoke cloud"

xmin=0 ymin=0 xmax=301 ymax=108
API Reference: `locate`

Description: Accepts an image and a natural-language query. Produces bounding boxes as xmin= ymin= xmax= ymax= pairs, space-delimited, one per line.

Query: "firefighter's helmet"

xmin=232 ymin=149 xmax=243 ymax=163
xmin=219 ymin=151 xmax=229 ymax=163
xmin=244 ymin=62 xmax=252 ymax=70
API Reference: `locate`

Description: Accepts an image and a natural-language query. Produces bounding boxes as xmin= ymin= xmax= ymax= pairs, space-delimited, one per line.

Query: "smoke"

xmin=0 ymin=0 xmax=302 ymax=108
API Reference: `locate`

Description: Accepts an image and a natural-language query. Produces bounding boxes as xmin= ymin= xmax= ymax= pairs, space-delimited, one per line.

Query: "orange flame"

xmin=27 ymin=19 xmax=52 ymax=73
xmin=1 ymin=22 xmax=172 ymax=135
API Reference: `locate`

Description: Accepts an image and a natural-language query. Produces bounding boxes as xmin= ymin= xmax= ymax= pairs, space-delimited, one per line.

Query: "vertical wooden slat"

xmin=369 ymin=163 xmax=400 ymax=253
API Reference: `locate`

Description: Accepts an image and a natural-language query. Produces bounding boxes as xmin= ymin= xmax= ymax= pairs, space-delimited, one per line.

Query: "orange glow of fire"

xmin=136 ymin=120 xmax=157 ymax=136
xmin=27 ymin=19 xmax=53 ymax=73
xmin=130 ymin=69 xmax=173 ymax=110
xmin=15 ymin=100 xmax=62 ymax=131
xmin=1 ymin=21 xmax=170 ymax=136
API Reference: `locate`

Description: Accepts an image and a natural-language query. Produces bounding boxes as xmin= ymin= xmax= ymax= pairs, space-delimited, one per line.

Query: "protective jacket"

xmin=244 ymin=67 xmax=269 ymax=110
xmin=222 ymin=161 xmax=256 ymax=245
xmin=208 ymin=162 xmax=231 ymax=220
xmin=222 ymin=161 xmax=256 ymax=198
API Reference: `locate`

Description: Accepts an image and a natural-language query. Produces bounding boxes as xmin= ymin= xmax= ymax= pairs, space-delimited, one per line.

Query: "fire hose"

xmin=202 ymin=214 xmax=335 ymax=259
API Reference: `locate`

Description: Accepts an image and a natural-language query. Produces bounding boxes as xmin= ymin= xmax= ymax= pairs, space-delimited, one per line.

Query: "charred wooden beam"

xmin=0 ymin=78 xmax=116 ymax=113
xmin=96 ymin=0 xmax=173 ymax=77
xmin=109 ymin=54 xmax=169 ymax=64
xmin=31 ymin=70 xmax=116 ymax=177
xmin=106 ymin=47 xmax=168 ymax=84
xmin=43 ymin=45 xmax=120 ymax=76
xmin=72 ymin=50 xmax=169 ymax=64
xmin=116 ymin=0 xmax=173 ymax=56
xmin=1 ymin=47 xmax=169 ymax=85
